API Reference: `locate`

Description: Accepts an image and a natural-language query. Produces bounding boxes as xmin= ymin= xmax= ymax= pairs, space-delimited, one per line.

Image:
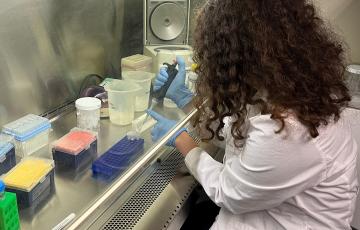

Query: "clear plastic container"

xmin=2 ymin=114 xmax=51 ymax=157
xmin=122 ymin=71 xmax=155 ymax=112
xmin=2 ymin=158 xmax=55 ymax=208
xmin=131 ymin=113 xmax=157 ymax=133
xmin=0 ymin=135 xmax=16 ymax=176
xmin=346 ymin=64 xmax=360 ymax=94
xmin=92 ymin=135 xmax=144 ymax=180
xmin=346 ymin=64 xmax=360 ymax=108
xmin=52 ymin=129 xmax=97 ymax=169
xmin=121 ymin=54 xmax=153 ymax=73
xmin=75 ymin=97 xmax=101 ymax=133
xmin=105 ymin=80 xmax=141 ymax=126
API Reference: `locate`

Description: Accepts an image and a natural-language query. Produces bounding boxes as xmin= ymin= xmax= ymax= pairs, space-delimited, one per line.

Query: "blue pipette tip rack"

xmin=92 ymin=135 xmax=144 ymax=181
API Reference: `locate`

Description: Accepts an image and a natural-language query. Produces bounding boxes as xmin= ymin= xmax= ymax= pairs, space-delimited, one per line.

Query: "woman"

xmin=148 ymin=0 xmax=359 ymax=229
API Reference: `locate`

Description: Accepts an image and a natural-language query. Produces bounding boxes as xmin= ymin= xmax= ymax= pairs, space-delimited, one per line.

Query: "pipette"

xmin=127 ymin=62 xmax=178 ymax=140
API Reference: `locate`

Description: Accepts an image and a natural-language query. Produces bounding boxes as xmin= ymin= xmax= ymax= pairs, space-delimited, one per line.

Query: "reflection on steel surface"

xmin=0 ymin=0 xmax=130 ymax=126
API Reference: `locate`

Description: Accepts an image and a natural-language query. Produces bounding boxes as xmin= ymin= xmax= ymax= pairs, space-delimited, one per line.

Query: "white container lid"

xmin=346 ymin=64 xmax=360 ymax=75
xmin=121 ymin=54 xmax=152 ymax=68
xmin=76 ymin=97 xmax=101 ymax=111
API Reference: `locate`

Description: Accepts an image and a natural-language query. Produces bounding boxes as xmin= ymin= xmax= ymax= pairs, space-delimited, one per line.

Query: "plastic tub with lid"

xmin=2 ymin=158 xmax=55 ymax=208
xmin=346 ymin=64 xmax=360 ymax=108
xmin=346 ymin=64 xmax=360 ymax=94
xmin=105 ymin=80 xmax=142 ymax=126
xmin=76 ymin=97 xmax=101 ymax=133
xmin=2 ymin=114 xmax=51 ymax=157
xmin=92 ymin=135 xmax=144 ymax=181
xmin=52 ymin=129 xmax=97 ymax=169
xmin=0 ymin=135 xmax=16 ymax=176
xmin=121 ymin=54 xmax=153 ymax=72
xmin=122 ymin=71 xmax=155 ymax=112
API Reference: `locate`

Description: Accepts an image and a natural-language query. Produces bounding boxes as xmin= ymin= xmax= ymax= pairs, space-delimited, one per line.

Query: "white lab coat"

xmin=185 ymin=109 xmax=359 ymax=230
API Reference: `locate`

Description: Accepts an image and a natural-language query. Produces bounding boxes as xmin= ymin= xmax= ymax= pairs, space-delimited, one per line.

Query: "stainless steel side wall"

xmin=0 ymin=0 xmax=144 ymax=126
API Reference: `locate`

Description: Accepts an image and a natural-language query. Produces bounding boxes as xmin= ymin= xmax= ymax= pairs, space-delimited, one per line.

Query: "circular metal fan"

xmin=150 ymin=2 xmax=186 ymax=41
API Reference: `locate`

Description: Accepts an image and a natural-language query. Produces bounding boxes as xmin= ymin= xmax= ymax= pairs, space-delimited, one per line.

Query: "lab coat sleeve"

xmin=185 ymin=116 xmax=326 ymax=214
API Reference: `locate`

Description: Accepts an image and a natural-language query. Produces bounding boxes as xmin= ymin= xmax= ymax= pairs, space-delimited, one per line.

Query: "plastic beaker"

xmin=75 ymin=97 xmax=101 ymax=132
xmin=122 ymin=71 xmax=155 ymax=112
xmin=105 ymin=80 xmax=141 ymax=126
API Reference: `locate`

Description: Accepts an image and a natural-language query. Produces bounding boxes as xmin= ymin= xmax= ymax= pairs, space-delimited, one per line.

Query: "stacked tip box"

xmin=2 ymin=114 xmax=51 ymax=157
xmin=0 ymin=192 xmax=20 ymax=230
xmin=52 ymin=129 xmax=97 ymax=170
xmin=2 ymin=158 xmax=55 ymax=208
xmin=92 ymin=136 xmax=144 ymax=181
xmin=0 ymin=135 xmax=16 ymax=175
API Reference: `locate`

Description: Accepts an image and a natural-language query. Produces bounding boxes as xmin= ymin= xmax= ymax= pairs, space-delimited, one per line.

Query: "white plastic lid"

xmin=76 ymin=97 xmax=101 ymax=111
xmin=121 ymin=55 xmax=152 ymax=68
xmin=346 ymin=64 xmax=360 ymax=75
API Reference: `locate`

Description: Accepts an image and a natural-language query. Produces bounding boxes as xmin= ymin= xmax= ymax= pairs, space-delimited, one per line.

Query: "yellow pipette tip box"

xmin=2 ymin=157 xmax=55 ymax=208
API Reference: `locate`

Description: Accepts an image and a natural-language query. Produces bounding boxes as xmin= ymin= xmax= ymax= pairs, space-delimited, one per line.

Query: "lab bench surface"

xmin=17 ymin=104 xmax=194 ymax=230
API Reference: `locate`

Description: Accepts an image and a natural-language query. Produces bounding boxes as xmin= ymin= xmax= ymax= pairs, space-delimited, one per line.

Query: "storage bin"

xmin=52 ymin=129 xmax=97 ymax=169
xmin=2 ymin=114 xmax=51 ymax=157
xmin=2 ymin=158 xmax=55 ymax=208
xmin=121 ymin=54 xmax=153 ymax=73
xmin=0 ymin=135 xmax=16 ymax=176
xmin=92 ymin=136 xmax=144 ymax=180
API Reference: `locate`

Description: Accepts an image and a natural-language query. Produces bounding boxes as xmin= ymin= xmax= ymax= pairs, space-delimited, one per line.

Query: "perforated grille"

xmin=102 ymin=149 xmax=194 ymax=230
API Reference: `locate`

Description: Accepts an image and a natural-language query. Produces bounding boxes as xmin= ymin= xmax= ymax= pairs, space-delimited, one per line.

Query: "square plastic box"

xmin=0 ymin=135 xmax=16 ymax=176
xmin=92 ymin=135 xmax=144 ymax=180
xmin=2 ymin=158 xmax=55 ymax=208
xmin=52 ymin=129 xmax=97 ymax=169
xmin=0 ymin=192 xmax=20 ymax=230
xmin=2 ymin=114 xmax=51 ymax=158
xmin=121 ymin=54 xmax=153 ymax=72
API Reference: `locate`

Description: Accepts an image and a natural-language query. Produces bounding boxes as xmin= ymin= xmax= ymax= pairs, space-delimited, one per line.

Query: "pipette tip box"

xmin=2 ymin=158 xmax=55 ymax=208
xmin=2 ymin=114 xmax=51 ymax=158
xmin=0 ymin=135 xmax=16 ymax=176
xmin=52 ymin=129 xmax=97 ymax=169
xmin=92 ymin=135 xmax=144 ymax=181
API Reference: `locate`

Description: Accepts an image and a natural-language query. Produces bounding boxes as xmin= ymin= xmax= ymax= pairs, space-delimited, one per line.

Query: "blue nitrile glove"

xmin=153 ymin=56 xmax=193 ymax=108
xmin=147 ymin=110 xmax=187 ymax=147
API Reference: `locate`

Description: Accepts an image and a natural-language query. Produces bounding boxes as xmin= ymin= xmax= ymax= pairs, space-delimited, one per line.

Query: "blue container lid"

xmin=0 ymin=180 xmax=5 ymax=192
xmin=2 ymin=114 xmax=51 ymax=142
xmin=0 ymin=141 xmax=14 ymax=158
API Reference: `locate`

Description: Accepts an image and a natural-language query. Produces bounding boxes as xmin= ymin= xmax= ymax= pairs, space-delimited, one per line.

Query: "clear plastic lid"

xmin=2 ymin=114 xmax=51 ymax=142
xmin=2 ymin=157 xmax=54 ymax=191
xmin=0 ymin=134 xmax=14 ymax=157
xmin=121 ymin=54 xmax=152 ymax=68
xmin=53 ymin=129 xmax=97 ymax=155
xmin=346 ymin=64 xmax=360 ymax=75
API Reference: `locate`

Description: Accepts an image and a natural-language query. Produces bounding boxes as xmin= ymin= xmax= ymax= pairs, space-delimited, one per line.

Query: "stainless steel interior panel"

xmin=188 ymin=0 xmax=206 ymax=45
xmin=0 ymin=0 xmax=145 ymax=126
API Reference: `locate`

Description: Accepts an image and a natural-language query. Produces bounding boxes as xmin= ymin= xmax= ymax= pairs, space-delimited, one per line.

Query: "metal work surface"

xmin=18 ymin=104 xmax=188 ymax=230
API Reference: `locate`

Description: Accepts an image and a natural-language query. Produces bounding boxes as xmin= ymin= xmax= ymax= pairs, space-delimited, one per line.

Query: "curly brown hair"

xmin=192 ymin=0 xmax=351 ymax=144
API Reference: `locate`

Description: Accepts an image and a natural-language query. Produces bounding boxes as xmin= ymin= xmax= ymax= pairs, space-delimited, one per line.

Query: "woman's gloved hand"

xmin=154 ymin=56 xmax=193 ymax=108
xmin=147 ymin=110 xmax=187 ymax=147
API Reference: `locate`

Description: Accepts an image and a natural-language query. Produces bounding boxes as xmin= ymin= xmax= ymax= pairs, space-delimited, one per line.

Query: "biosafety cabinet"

xmin=0 ymin=1 xmax=359 ymax=230
xmin=0 ymin=1 xmax=219 ymax=229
